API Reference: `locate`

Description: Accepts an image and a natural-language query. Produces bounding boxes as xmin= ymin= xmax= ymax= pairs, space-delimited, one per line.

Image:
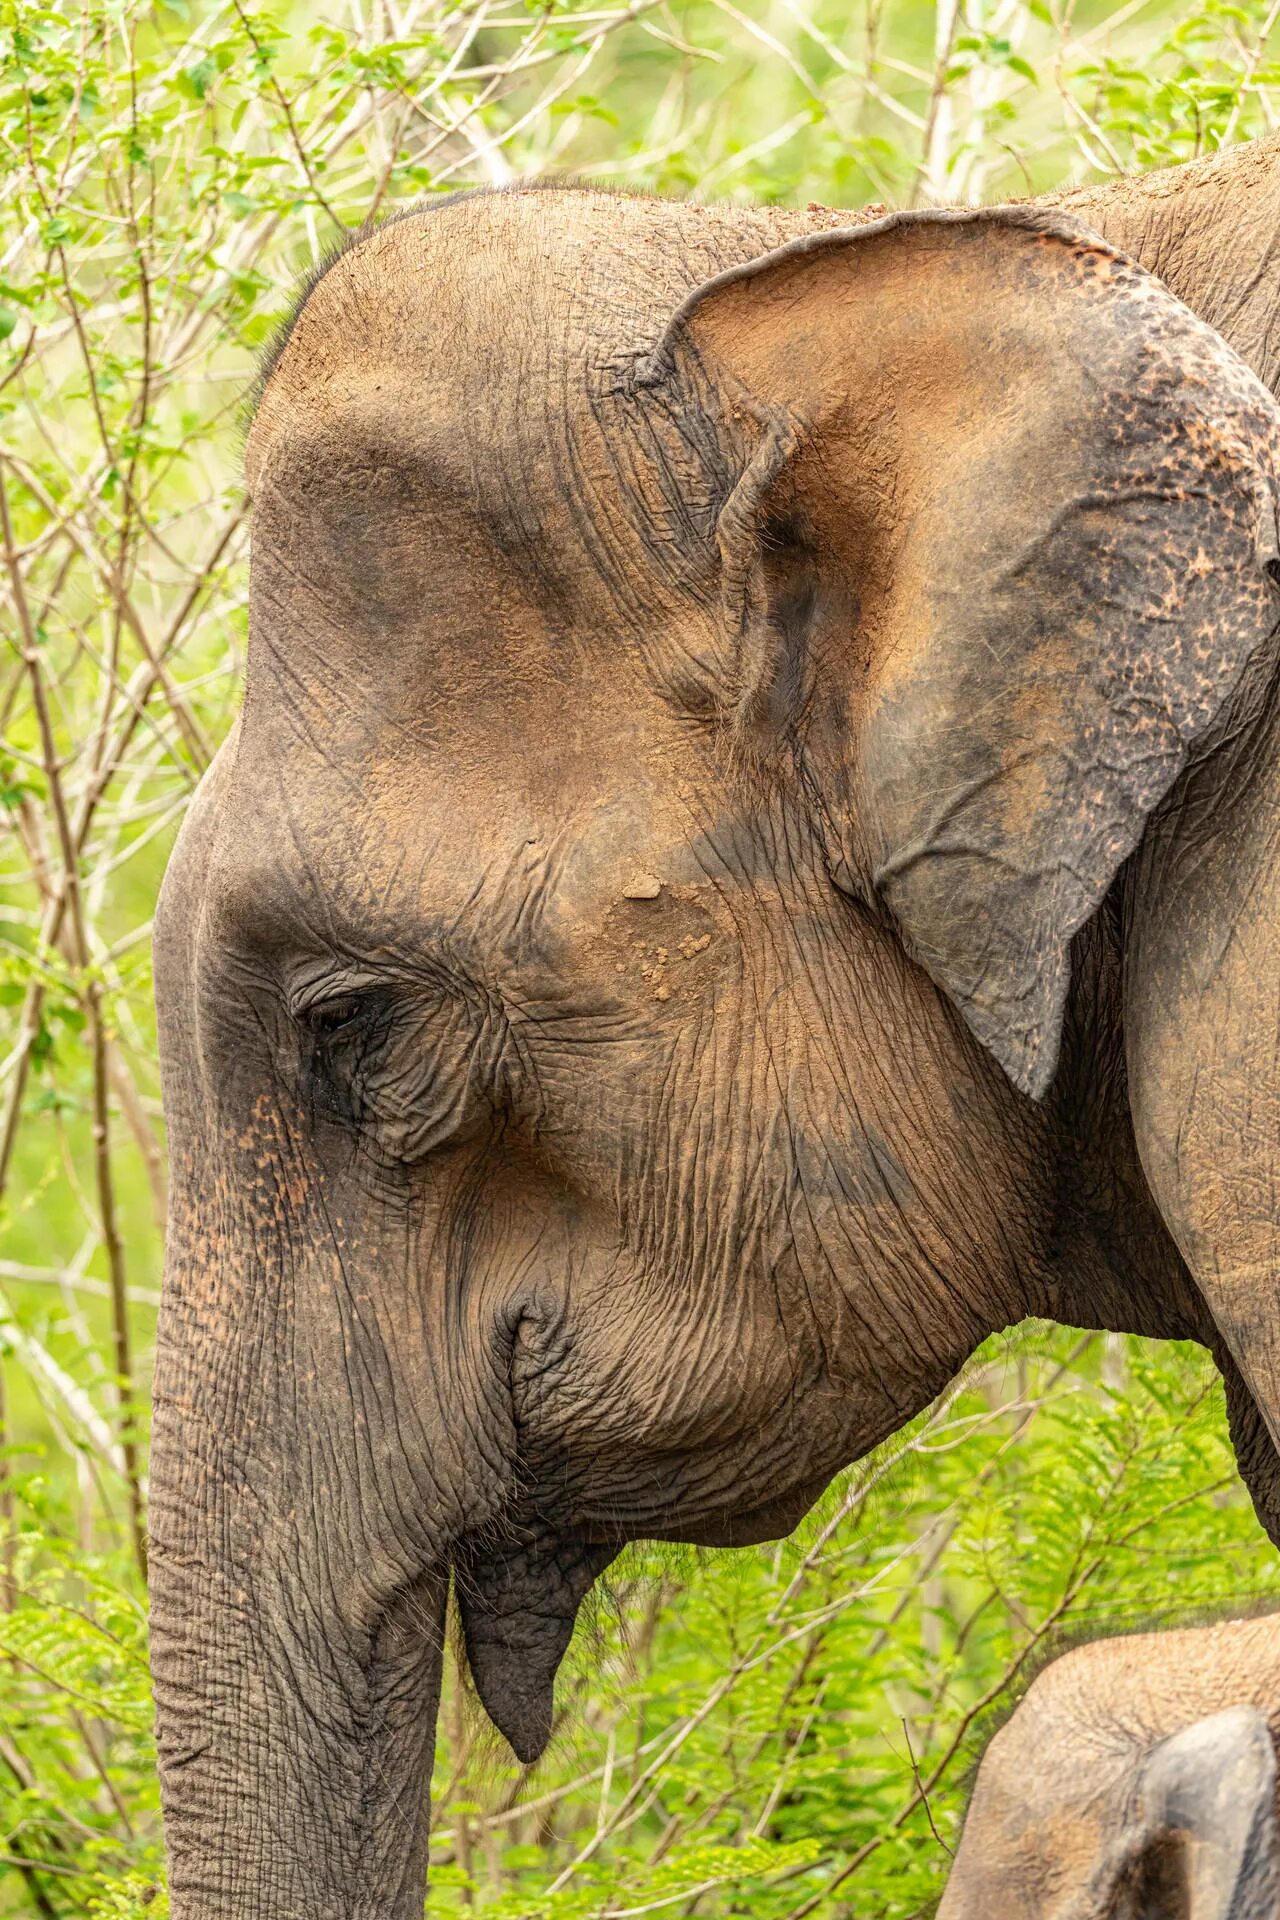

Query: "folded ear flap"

xmin=1129 ymin=1706 xmax=1280 ymax=1920
xmin=642 ymin=208 xmax=1280 ymax=1096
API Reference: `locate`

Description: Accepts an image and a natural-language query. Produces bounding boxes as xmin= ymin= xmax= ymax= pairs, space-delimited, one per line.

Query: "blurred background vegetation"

xmin=3 ymin=0 xmax=1280 ymax=1913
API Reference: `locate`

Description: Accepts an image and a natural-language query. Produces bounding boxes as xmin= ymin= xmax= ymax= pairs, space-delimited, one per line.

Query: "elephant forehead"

xmin=207 ymin=708 xmax=730 ymax=975
xmin=239 ymin=200 xmax=737 ymax=707
xmin=247 ymin=197 xmax=579 ymax=480
xmin=243 ymin=185 xmax=832 ymax=492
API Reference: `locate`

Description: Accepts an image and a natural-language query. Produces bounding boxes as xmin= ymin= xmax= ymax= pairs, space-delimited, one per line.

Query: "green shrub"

xmin=2 ymin=0 xmax=1279 ymax=1911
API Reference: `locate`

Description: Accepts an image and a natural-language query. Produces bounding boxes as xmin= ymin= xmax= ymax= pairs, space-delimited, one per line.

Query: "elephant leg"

xmin=1223 ymin=1350 xmax=1280 ymax=1549
xmin=1126 ymin=663 xmax=1280 ymax=1494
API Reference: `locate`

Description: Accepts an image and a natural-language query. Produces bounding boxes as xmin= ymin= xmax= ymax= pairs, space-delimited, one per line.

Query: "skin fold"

xmin=1056 ymin=145 xmax=1280 ymax=1499
xmin=939 ymin=1616 xmax=1280 ymax=1920
xmin=151 ymin=144 xmax=1280 ymax=1917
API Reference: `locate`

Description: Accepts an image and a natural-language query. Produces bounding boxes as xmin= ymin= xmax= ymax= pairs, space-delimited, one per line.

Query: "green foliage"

xmin=1 ymin=0 xmax=1279 ymax=1913
xmin=422 ymin=1333 xmax=1280 ymax=1917
xmin=0 ymin=1464 xmax=162 ymax=1912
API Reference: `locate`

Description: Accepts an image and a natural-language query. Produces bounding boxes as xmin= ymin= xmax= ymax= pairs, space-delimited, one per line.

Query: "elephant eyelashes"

xmin=295 ymin=982 xmax=503 ymax=1161
xmin=305 ymin=996 xmax=366 ymax=1040
xmin=299 ymin=992 xmax=390 ymax=1115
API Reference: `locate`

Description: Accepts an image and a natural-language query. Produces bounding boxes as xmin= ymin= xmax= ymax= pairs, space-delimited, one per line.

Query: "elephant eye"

xmin=298 ymin=990 xmax=388 ymax=1078
xmin=297 ymin=989 xmax=394 ymax=1125
xmin=305 ymin=996 xmax=366 ymax=1040
xmin=292 ymin=977 xmax=499 ymax=1160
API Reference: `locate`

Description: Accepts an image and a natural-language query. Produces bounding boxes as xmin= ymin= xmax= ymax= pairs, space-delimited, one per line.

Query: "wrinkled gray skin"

xmin=940 ymin=1617 xmax=1280 ymax=1920
xmin=152 ymin=136 xmax=1280 ymax=1917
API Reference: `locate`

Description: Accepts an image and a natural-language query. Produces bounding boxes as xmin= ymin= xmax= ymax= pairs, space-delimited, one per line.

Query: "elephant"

xmin=938 ymin=1615 xmax=1280 ymax=1920
xmin=151 ymin=135 xmax=1280 ymax=1916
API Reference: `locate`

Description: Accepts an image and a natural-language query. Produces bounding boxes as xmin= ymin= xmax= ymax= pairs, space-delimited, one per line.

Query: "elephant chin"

xmin=453 ymin=1531 xmax=618 ymax=1763
xmin=655 ymin=1472 xmax=835 ymax=1549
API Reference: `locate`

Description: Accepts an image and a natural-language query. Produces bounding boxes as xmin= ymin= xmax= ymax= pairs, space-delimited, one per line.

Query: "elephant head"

xmin=939 ymin=1617 xmax=1280 ymax=1920
xmin=150 ymin=186 xmax=1280 ymax=1917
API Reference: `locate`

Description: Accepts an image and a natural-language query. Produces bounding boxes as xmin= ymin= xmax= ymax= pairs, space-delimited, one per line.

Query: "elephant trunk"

xmin=149 ymin=1297 xmax=449 ymax=1920
xmin=146 ymin=1121 xmax=601 ymax=1911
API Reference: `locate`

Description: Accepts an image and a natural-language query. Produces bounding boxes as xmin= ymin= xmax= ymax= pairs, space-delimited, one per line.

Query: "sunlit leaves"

xmin=1 ymin=0 xmax=1279 ymax=1915
xmin=412 ymin=1336 xmax=1280 ymax=1916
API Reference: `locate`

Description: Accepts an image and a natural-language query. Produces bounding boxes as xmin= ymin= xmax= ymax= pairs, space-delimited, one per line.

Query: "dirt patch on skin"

xmin=599 ymin=884 xmax=724 ymax=1007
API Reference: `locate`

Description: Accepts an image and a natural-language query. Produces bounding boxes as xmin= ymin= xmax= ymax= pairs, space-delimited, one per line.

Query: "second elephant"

xmin=941 ymin=1615 xmax=1280 ymax=1920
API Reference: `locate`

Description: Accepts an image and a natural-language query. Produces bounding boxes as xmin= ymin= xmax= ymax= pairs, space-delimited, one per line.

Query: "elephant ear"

xmin=641 ymin=207 xmax=1280 ymax=1097
xmin=1125 ymin=1706 xmax=1280 ymax=1919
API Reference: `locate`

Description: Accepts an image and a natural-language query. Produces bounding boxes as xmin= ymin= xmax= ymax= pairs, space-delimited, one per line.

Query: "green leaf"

xmin=187 ymin=55 xmax=218 ymax=99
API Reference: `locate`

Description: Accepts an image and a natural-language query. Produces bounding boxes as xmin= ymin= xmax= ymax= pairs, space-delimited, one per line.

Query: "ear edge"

xmin=632 ymin=203 xmax=1127 ymax=394
xmin=1136 ymin=1707 xmax=1279 ymax=1920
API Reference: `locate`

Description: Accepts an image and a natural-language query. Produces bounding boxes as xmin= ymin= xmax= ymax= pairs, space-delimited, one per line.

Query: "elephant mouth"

xmin=452 ymin=1471 xmax=831 ymax=1760
xmin=452 ymin=1526 xmax=618 ymax=1763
